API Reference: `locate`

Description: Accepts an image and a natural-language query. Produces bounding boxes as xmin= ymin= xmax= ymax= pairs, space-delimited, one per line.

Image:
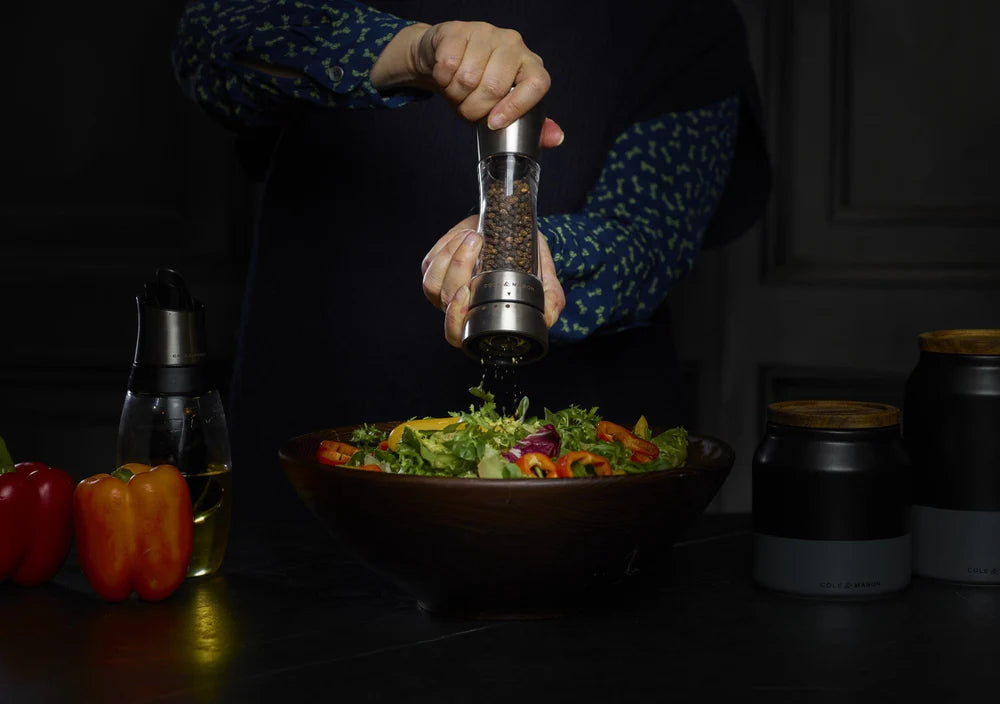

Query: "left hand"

xmin=421 ymin=215 xmax=566 ymax=348
xmin=371 ymin=20 xmax=564 ymax=139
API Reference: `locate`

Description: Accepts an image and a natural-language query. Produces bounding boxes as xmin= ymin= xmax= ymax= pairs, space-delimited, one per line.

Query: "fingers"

xmin=433 ymin=26 xmax=494 ymax=107
xmin=421 ymin=214 xmax=477 ymax=276
xmin=426 ymin=227 xmax=564 ymax=349
xmin=422 ymin=21 xmax=551 ymax=126
xmin=486 ymin=53 xmax=548 ymax=129
xmin=422 ymin=222 xmax=476 ymax=349
xmin=443 ymin=284 xmax=470 ymax=348
xmin=443 ymin=234 xmax=563 ymax=350
xmin=422 ymin=229 xmax=482 ymax=311
xmin=538 ymin=233 xmax=566 ymax=328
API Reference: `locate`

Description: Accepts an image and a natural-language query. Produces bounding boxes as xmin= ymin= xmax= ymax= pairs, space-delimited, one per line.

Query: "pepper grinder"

xmin=462 ymin=101 xmax=548 ymax=365
xmin=116 ymin=268 xmax=232 ymax=577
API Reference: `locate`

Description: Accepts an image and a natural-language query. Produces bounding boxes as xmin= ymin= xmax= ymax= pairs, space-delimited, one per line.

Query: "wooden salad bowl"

xmin=280 ymin=423 xmax=735 ymax=619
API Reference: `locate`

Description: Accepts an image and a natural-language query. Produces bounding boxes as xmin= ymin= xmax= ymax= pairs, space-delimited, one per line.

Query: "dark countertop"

xmin=2 ymin=508 xmax=998 ymax=703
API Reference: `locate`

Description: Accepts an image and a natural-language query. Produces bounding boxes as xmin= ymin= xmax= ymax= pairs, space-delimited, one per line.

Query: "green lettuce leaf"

xmin=543 ymin=405 xmax=603 ymax=452
xmin=395 ymin=427 xmax=432 ymax=475
xmin=413 ymin=429 xmax=477 ymax=477
xmin=651 ymin=426 xmax=688 ymax=468
xmin=349 ymin=423 xmax=388 ymax=450
xmin=476 ymin=444 xmax=523 ymax=479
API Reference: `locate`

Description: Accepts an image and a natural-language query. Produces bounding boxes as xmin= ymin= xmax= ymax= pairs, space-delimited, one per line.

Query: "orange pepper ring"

xmin=515 ymin=452 xmax=559 ymax=478
xmin=316 ymin=440 xmax=359 ymax=466
xmin=556 ymin=450 xmax=613 ymax=477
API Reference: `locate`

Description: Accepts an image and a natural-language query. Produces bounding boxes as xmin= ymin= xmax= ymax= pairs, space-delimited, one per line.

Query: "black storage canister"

xmin=753 ymin=400 xmax=911 ymax=597
xmin=905 ymin=329 xmax=1000 ymax=584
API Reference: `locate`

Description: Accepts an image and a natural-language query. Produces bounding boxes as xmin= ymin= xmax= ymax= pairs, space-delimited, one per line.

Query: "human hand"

xmin=421 ymin=215 xmax=566 ymax=349
xmin=371 ymin=20 xmax=564 ymax=146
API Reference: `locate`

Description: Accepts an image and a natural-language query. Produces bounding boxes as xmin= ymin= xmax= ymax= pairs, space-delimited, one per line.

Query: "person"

xmin=171 ymin=0 xmax=770 ymax=514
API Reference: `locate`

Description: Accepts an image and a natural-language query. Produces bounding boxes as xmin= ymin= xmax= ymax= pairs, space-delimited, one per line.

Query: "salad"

xmin=315 ymin=386 xmax=689 ymax=479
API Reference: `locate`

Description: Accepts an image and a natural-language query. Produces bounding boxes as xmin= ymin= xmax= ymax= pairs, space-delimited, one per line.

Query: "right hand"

xmin=371 ymin=20 xmax=564 ymax=143
xmin=421 ymin=215 xmax=566 ymax=349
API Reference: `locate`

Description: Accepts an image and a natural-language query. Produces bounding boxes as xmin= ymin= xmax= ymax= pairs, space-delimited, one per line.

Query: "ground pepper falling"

xmin=480 ymin=175 xmax=537 ymax=274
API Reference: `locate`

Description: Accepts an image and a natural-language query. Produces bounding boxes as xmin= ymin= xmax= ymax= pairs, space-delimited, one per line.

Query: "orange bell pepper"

xmin=73 ymin=464 xmax=193 ymax=602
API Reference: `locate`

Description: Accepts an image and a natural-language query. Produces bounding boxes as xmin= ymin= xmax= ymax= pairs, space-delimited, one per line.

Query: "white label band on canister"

xmin=753 ymin=533 xmax=911 ymax=597
xmin=912 ymin=505 xmax=1000 ymax=584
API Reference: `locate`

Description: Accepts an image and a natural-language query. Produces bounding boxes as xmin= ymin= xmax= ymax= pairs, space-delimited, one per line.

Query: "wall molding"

xmin=763 ymin=0 xmax=1000 ymax=285
xmin=829 ymin=1 xmax=1000 ymax=226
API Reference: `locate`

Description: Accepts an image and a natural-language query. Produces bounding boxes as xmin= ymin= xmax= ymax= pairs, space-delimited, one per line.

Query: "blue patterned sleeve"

xmin=542 ymin=96 xmax=740 ymax=342
xmin=172 ymin=0 xmax=426 ymax=129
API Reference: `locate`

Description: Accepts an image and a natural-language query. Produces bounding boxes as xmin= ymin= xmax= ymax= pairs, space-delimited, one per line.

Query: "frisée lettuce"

xmin=337 ymin=386 xmax=689 ymax=479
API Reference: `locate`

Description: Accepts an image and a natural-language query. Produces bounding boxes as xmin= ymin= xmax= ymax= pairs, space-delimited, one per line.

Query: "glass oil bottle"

xmin=116 ymin=268 xmax=232 ymax=577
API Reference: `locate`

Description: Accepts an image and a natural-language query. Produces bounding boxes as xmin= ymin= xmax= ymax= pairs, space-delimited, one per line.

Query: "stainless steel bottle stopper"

xmin=462 ymin=101 xmax=548 ymax=365
xmin=128 ymin=267 xmax=209 ymax=395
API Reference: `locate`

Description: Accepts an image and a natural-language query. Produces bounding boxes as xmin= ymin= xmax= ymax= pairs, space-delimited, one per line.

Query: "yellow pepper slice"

xmin=633 ymin=415 xmax=650 ymax=441
xmin=386 ymin=418 xmax=465 ymax=451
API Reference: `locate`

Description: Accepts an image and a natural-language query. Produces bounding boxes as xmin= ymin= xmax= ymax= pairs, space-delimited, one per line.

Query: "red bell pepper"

xmin=0 ymin=440 xmax=75 ymax=586
xmin=595 ymin=421 xmax=660 ymax=463
xmin=515 ymin=452 xmax=568 ymax=478
xmin=73 ymin=464 xmax=193 ymax=602
xmin=555 ymin=451 xmax=614 ymax=477
xmin=316 ymin=440 xmax=359 ymax=467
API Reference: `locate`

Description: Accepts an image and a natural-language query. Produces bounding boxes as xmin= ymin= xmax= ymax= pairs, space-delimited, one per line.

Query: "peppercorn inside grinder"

xmin=462 ymin=102 xmax=548 ymax=365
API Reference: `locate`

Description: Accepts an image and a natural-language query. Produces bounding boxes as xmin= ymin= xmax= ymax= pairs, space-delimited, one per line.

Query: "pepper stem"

xmin=0 ymin=436 xmax=15 ymax=474
xmin=111 ymin=466 xmax=136 ymax=483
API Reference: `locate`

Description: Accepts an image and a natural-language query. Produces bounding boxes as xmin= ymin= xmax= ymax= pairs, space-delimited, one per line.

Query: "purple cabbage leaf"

xmin=502 ymin=424 xmax=561 ymax=462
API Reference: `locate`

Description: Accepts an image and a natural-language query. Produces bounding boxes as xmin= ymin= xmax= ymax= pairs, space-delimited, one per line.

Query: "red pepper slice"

xmin=0 ymin=461 xmax=75 ymax=586
xmin=316 ymin=440 xmax=359 ymax=467
xmin=355 ymin=463 xmax=383 ymax=473
xmin=74 ymin=464 xmax=193 ymax=602
xmin=555 ymin=451 xmax=613 ymax=477
xmin=515 ymin=452 xmax=567 ymax=479
xmin=595 ymin=421 xmax=660 ymax=463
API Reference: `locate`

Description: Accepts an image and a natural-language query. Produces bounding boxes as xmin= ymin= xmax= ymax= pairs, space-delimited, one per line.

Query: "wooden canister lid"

xmin=767 ymin=400 xmax=900 ymax=429
xmin=918 ymin=329 xmax=1000 ymax=355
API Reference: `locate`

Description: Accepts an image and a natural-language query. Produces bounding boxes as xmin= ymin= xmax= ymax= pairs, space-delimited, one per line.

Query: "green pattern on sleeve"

xmin=172 ymin=0 xmax=426 ymax=129
xmin=543 ymin=96 xmax=739 ymax=342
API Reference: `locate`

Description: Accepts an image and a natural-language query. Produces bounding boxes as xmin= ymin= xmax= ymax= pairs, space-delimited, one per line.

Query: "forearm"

xmin=171 ymin=0 xmax=426 ymax=130
xmin=541 ymin=96 xmax=739 ymax=342
xmin=543 ymin=214 xmax=702 ymax=341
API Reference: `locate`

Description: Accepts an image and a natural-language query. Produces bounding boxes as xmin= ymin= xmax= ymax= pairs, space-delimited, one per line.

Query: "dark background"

xmin=2 ymin=0 xmax=998 ymax=512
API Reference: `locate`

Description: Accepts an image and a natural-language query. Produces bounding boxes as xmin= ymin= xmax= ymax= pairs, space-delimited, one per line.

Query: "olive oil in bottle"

xmin=186 ymin=463 xmax=233 ymax=577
